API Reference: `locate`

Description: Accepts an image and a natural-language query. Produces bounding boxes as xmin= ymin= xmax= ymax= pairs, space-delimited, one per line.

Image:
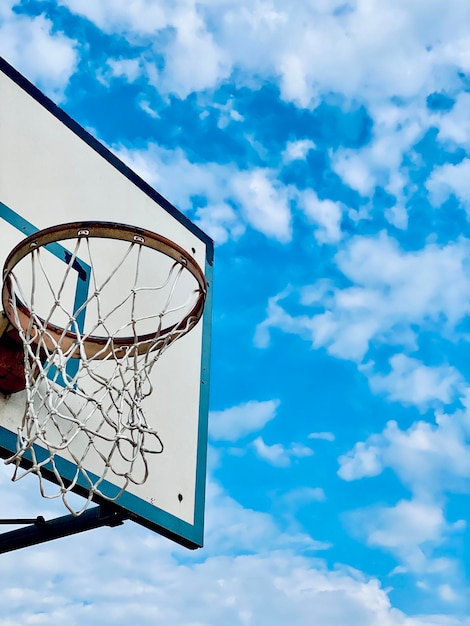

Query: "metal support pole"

xmin=0 ymin=505 xmax=127 ymax=554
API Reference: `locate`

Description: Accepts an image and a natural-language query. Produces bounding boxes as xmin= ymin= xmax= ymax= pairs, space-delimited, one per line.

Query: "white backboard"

xmin=0 ymin=57 xmax=213 ymax=549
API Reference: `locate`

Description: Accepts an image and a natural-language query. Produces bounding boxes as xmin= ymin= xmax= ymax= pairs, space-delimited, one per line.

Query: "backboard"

xmin=0 ymin=57 xmax=213 ymax=549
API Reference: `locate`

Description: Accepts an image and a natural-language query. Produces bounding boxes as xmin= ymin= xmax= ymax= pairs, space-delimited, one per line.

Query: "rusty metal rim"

xmin=1 ymin=221 xmax=207 ymax=359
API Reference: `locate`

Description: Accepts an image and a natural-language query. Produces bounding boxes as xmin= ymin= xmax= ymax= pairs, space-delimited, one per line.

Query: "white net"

xmin=2 ymin=225 xmax=206 ymax=515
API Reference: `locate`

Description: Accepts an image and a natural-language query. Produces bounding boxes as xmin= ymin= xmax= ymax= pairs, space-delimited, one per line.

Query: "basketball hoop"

xmin=1 ymin=222 xmax=207 ymax=515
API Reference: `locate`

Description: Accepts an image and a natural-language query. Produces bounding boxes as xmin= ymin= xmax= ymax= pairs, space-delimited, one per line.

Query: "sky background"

xmin=1 ymin=0 xmax=470 ymax=624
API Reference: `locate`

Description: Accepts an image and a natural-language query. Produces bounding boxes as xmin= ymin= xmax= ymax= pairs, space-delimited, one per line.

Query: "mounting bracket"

xmin=0 ymin=505 xmax=127 ymax=554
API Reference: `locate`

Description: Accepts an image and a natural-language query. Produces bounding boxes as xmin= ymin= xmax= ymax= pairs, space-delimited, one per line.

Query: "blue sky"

xmin=1 ymin=0 xmax=470 ymax=624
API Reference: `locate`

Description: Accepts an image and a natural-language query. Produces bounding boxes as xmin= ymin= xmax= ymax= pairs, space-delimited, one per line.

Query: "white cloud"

xmin=445 ymin=34 xmax=470 ymax=72
xmin=43 ymin=0 xmax=470 ymax=222
xmin=203 ymin=480 xmax=330 ymax=557
xmin=0 ymin=0 xmax=14 ymax=17
xmin=256 ymin=233 xmax=470 ymax=361
xmin=0 ymin=9 xmax=78 ymax=99
xmin=209 ymin=399 xmax=280 ymax=441
xmin=114 ymin=144 xmax=292 ymax=243
xmin=367 ymin=355 xmax=463 ymax=411
xmin=298 ymin=190 xmax=343 ymax=244
xmin=385 ymin=203 xmax=408 ymax=230
xmin=254 ymin=287 xmax=317 ymax=349
xmin=282 ymin=486 xmax=326 ymax=506
xmin=346 ymin=495 xmax=465 ymax=596
xmin=334 ymin=233 xmax=470 ymax=327
xmin=427 ymin=159 xmax=470 ymax=212
xmin=282 ymin=139 xmax=316 ymax=163
xmin=369 ymin=500 xmax=445 ymax=550
xmin=338 ymin=409 xmax=470 ymax=498
xmin=0 ymin=535 xmax=453 ymax=625
xmin=1 ymin=464 xmax=452 ymax=626
xmin=332 ymin=100 xmax=430 ymax=219
xmin=279 ymin=7 xmax=432 ymax=106
xmin=438 ymin=584 xmax=459 ymax=603
xmin=55 ymin=0 xmax=469 ymax=108
xmin=436 ymin=92 xmax=470 ymax=149
xmin=59 ymin=0 xmax=231 ymax=98
xmin=196 ymin=202 xmax=245 ymax=245
xmin=157 ymin=6 xmax=231 ymax=98
xmin=252 ymin=436 xmax=313 ymax=467
xmin=0 ymin=447 xmax=467 ymax=626
xmin=202 ymin=97 xmax=245 ymax=129
xmin=347 ymin=499 xmax=457 ymax=573
xmin=333 ymin=150 xmax=376 ymax=196
xmin=106 ymin=58 xmax=143 ymax=83
xmin=57 ymin=0 xmax=170 ymax=34
xmin=231 ymin=169 xmax=292 ymax=243
xmin=338 ymin=441 xmax=383 ymax=482
xmin=308 ymin=431 xmax=335 ymax=442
